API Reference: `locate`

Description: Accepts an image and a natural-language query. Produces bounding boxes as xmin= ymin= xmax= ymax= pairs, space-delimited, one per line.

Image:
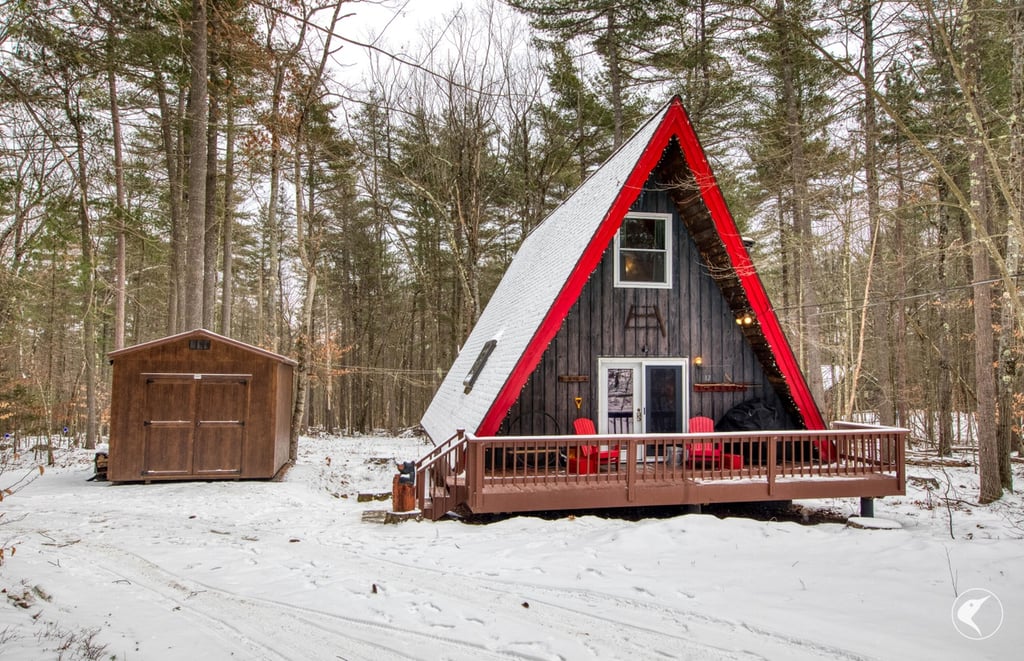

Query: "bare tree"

xmin=184 ymin=0 xmax=209 ymax=330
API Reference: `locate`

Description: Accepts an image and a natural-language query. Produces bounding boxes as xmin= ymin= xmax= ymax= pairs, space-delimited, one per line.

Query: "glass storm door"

xmin=600 ymin=362 xmax=640 ymax=435
xmin=599 ymin=359 xmax=689 ymax=461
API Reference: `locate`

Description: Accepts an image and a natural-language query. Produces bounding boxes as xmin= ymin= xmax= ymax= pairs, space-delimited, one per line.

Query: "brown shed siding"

xmin=503 ymin=172 xmax=796 ymax=437
xmin=108 ymin=330 xmax=294 ymax=482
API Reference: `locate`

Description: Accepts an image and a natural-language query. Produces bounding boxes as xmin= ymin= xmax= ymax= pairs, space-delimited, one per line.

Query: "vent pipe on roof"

xmin=741 ymin=236 xmax=756 ymax=250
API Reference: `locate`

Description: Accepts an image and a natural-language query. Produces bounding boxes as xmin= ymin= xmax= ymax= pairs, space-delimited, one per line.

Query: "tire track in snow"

xmin=306 ymin=540 xmax=764 ymax=661
xmin=67 ymin=541 xmax=546 ymax=661
xmin=12 ymin=498 xmax=867 ymax=661
xmin=337 ymin=543 xmax=875 ymax=661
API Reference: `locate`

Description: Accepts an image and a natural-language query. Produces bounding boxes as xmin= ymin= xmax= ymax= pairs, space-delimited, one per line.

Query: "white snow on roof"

xmin=420 ymin=104 xmax=670 ymax=442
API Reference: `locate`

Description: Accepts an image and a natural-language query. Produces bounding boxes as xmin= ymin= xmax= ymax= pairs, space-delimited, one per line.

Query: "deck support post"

xmin=860 ymin=497 xmax=874 ymax=517
xmin=683 ymin=504 xmax=702 ymax=515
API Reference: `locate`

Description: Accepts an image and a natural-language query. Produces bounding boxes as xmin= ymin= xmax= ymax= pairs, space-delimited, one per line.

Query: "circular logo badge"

xmin=951 ymin=588 xmax=1004 ymax=640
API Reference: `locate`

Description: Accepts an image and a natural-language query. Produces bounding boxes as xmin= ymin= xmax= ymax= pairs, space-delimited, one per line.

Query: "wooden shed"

xmin=107 ymin=329 xmax=295 ymax=482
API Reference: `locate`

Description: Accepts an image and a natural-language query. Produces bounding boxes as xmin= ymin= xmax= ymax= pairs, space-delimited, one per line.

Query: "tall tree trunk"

xmin=203 ymin=76 xmax=220 ymax=330
xmin=777 ymin=0 xmax=826 ymax=409
xmin=266 ymin=60 xmax=284 ymax=352
xmin=290 ymin=141 xmax=311 ymax=461
xmin=108 ymin=59 xmax=126 ymax=350
xmin=605 ymin=8 xmax=625 ymax=147
xmin=289 ymin=0 xmax=344 ymax=458
xmin=68 ymin=91 xmax=96 ymax=450
xmin=157 ymin=80 xmax=184 ymax=334
xmin=323 ymin=295 xmax=334 ymax=434
xmin=964 ymin=0 xmax=1001 ymax=503
xmin=220 ymin=91 xmax=235 ymax=335
xmin=184 ymin=0 xmax=208 ymax=330
xmin=936 ymin=185 xmax=955 ymax=456
xmin=998 ymin=1 xmax=1024 ymax=476
xmin=856 ymin=1 xmax=889 ymax=424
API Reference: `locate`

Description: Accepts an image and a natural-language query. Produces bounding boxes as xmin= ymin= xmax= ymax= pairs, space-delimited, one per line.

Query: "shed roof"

xmin=108 ymin=328 xmax=297 ymax=366
xmin=420 ymin=97 xmax=824 ymax=443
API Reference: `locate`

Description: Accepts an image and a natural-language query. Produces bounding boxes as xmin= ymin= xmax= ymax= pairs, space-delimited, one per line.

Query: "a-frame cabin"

xmin=416 ymin=98 xmax=904 ymax=520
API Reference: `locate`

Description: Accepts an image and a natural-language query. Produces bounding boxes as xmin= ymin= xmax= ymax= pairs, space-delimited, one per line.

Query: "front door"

xmin=598 ymin=359 xmax=689 ymax=460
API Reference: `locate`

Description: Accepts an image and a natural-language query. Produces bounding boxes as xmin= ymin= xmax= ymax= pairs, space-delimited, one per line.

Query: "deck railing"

xmin=468 ymin=425 xmax=904 ymax=503
xmin=417 ymin=424 xmax=906 ymax=518
xmin=415 ymin=429 xmax=467 ymax=519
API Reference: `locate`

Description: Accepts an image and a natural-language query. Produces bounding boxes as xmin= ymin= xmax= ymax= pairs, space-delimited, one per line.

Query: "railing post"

xmin=767 ymin=435 xmax=776 ymax=496
xmin=415 ymin=466 xmax=425 ymax=513
xmin=622 ymin=439 xmax=630 ymax=503
xmin=465 ymin=437 xmax=478 ymax=510
xmin=897 ymin=430 xmax=906 ymax=493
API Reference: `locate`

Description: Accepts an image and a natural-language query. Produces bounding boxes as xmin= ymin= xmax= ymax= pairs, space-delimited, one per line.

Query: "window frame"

xmin=613 ymin=212 xmax=673 ymax=289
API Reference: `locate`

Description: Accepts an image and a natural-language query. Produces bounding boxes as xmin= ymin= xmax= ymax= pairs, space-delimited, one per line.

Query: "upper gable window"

xmin=614 ymin=212 xmax=672 ymax=288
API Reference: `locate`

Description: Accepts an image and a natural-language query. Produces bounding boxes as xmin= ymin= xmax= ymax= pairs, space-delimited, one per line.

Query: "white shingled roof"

xmin=419 ymin=103 xmax=669 ymax=443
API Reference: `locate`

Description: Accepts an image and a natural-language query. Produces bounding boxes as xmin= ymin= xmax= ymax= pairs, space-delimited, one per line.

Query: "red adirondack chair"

xmin=687 ymin=416 xmax=742 ymax=469
xmin=568 ymin=418 xmax=620 ymax=473
xmin=687 ymin=415 xmax=722 ymax=465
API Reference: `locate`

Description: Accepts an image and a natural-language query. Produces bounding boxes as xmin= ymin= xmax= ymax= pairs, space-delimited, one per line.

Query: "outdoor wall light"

xmin=735 ymin=313 xmax=754 ymax=326
xmin=693 ymin=356 xmax=703 ymax=367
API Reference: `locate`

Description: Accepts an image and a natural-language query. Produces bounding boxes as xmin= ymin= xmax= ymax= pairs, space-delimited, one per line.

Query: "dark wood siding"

xmin=502 ymin=172 xmax=797 ymax=436
xmin=108 ymin=331 xmax=293 ymax=482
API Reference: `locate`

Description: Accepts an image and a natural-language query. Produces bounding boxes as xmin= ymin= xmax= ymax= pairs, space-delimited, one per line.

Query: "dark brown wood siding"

xmin=502 ymin=173 xmax=798 ymax=436
xmin=108 ymin=331 xmax=293 ymax=482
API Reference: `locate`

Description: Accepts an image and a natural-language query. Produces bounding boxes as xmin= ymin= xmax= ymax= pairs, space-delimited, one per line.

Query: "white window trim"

xmin=613 ymin=211 xmax=673 ymax=289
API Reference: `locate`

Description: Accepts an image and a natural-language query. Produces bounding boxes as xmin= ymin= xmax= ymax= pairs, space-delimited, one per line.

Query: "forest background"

xmin=0 ymin=0 xmax=1020 ymax=502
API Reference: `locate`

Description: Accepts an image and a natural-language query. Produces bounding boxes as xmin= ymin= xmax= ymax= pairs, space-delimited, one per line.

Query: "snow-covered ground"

xmin=1 ymin=434 xmax=1021 ymax=660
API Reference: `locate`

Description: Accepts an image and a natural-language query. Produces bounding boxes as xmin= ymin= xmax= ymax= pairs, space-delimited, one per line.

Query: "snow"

xmin=1 ymin=436 xmax=1022 ymax=660
xmin=846 ymin=516 xmax=902 ymax=530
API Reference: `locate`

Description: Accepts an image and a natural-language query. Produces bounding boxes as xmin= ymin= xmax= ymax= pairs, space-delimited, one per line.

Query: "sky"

xmin=333 ymin=0 xmax=472 ymax=79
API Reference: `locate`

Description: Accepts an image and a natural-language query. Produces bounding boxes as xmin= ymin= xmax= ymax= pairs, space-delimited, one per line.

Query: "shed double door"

xmin=142 ymin=373 xmax=250 ymax=478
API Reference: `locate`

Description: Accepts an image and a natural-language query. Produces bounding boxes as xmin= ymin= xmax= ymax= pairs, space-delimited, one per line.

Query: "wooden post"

xmin=626 ymin=438 xmax=637 ymax=502
xmin=469 ymin=436 xmax=484 ymax=511
xmin=392 ymin=473 xmax=415 ymax=512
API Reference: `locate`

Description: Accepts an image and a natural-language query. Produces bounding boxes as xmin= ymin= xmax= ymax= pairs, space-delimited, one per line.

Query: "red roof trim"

xmin=478 ymin=98 xmax=824 ymax=435
xmin=671 ymin=107 xmax=825 ymax=431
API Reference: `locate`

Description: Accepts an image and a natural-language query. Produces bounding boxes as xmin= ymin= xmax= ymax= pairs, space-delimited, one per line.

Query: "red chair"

xmin=687 ymin=416 xmax=743 ymax=469
xmin=569 ymin=418 xmax=620 ymax=473
xmin=687 ymin=415 xmax=720 ymax=466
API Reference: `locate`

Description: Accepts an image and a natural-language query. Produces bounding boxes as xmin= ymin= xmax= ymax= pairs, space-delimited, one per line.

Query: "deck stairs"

xmin=415 ymin=431 xmax=468 ymax=521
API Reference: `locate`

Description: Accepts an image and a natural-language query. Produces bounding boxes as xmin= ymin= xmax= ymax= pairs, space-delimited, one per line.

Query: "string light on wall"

xmin=735 ymin=312 xmax=755 ymax=326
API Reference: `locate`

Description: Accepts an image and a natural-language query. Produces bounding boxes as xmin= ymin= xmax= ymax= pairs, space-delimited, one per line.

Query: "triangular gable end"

xmin=108 ymin=328 xmax=297 ymax=366
xmin=421 ymin=97 xmax=824 ymax=443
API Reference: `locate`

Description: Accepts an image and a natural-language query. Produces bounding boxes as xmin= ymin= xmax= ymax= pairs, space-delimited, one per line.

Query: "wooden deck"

xmin=415 ymin=423 xmax=906 ymax=521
